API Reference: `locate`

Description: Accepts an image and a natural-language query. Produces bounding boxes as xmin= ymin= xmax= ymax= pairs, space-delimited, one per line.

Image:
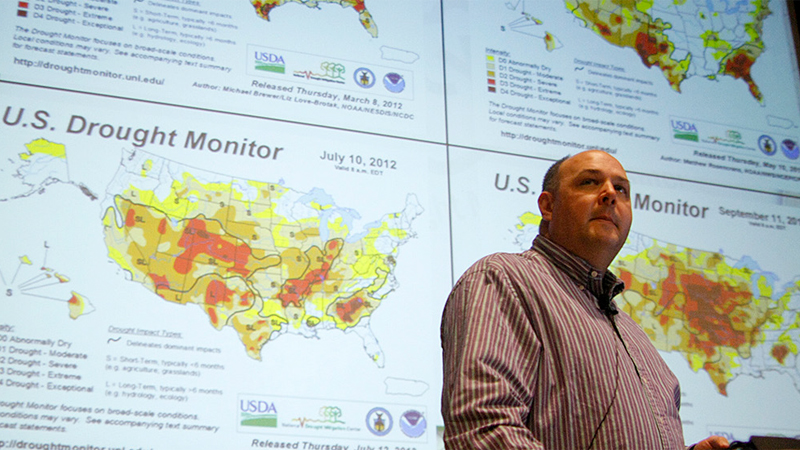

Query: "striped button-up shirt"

xmin=441 ymin=235 xmax=685 ymax=450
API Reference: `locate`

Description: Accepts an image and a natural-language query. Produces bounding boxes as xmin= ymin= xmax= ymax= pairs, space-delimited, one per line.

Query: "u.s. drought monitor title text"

xmin=2 ymin=107 xmax=285 ymax=160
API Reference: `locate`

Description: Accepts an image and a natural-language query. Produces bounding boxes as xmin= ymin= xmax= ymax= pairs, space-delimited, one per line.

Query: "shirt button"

xmin=591 ymin=271 xmax=598 ymax=277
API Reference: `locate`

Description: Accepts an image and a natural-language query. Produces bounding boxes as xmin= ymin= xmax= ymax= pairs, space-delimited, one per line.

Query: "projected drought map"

xmin=513 ymin=0 xmax=771 ymax=102
xmin=515 ymin=212 xmax=800 ymax=396
xmin=101 ymin=149 xmax=422 ymax=365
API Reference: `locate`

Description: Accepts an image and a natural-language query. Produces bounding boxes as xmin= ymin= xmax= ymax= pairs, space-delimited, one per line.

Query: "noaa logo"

xmin=399 ymin=410 xmax=426 ymax=438
xmin=383 ymin=73 xmax=405 ymax=93
xmin=758 ymin=135 xmax=777 ymax=156
xmin=782 ymin=139 xmax=799 ymax=160
xmin=671 ymin=120 xmax=698 ymax=142
xmin=354 ymin=67 xmax=376 ymax=88
xmin=365 ymin=407 xmax=392 ymax=436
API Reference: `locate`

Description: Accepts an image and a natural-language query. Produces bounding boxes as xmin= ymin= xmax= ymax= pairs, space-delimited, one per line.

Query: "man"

xmin=441 ymin=150 xmax=728 ymax=450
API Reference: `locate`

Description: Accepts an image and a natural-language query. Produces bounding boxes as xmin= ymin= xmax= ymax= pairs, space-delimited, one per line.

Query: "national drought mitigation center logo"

xmin=240 ymin=399 xmax=278 ymax=428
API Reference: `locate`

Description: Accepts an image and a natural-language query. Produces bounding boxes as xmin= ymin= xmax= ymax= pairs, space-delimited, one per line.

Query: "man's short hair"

xmin=538 ymin=155 xmax=569 ymax=236
xmin=542 ymin=155 xmax=570 ymax=194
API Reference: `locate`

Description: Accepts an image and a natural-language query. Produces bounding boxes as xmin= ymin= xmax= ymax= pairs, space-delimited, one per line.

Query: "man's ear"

xmin=538 ymin=191 xmax=554 ymax=222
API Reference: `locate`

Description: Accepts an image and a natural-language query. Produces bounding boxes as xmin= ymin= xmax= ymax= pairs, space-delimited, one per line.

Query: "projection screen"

xmin=1 ymin=0 xmax=799 ymax=448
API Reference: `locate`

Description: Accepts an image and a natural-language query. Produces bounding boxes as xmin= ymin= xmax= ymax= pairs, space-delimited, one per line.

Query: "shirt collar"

xmin=532 ymin=235 xmax=623 ymax=315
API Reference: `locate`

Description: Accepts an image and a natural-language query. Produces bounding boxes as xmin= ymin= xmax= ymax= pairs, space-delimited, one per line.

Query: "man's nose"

xmin=599 ymin=180 xmax=617 ymax=205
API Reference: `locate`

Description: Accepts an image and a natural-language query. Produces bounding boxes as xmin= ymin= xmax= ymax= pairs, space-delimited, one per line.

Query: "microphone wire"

xmin=586 ymin=310 xmax=622 ymax=450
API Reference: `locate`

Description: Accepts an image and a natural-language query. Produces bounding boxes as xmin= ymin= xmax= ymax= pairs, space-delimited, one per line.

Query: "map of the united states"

xmin=101 ymin=149 xmax=421 ymax=365
xmin=515 ymin=212 xmax=800 ymax=396
xmin=566 ymin=0 xmax=771 ymax=102
xmin=250 ymin=0 xmax=378 ymax=37
xmin=512 ymin=0 xmax=771 ymax=103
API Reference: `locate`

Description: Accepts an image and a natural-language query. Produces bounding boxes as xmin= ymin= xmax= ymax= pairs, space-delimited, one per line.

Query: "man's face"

xmin=538 ymin=150 xmax=632 ymax=269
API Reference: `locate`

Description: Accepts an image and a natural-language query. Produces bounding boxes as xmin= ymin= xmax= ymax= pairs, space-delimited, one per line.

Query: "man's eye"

xmin=580 ymin=179 xmax=596 ymax=185
xmin=615 ymin=185 xmax=628 ymax=194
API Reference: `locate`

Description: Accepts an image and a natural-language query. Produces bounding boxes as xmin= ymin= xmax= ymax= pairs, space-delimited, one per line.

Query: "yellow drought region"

xmin=67 ymin=291 xmax=91 ymax=319
xmin=20 ymin=139 xmax=66 ymax=161
xmin=516 ymin=212 xmax=542 ymax=229
xmin=544 ymin=32 xmax=559 ymax=52
xmin=55 ymin=273 xmax=70 ymax=283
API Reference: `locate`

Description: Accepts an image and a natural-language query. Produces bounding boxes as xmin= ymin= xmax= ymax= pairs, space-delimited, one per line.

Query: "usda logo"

xmin=240 ymin=399 xmax=278 ymax=428
xmin=254 ymin=51 xmax=286 ymax=74
xmin=671 ymin=120 xmax=698 ymax=142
